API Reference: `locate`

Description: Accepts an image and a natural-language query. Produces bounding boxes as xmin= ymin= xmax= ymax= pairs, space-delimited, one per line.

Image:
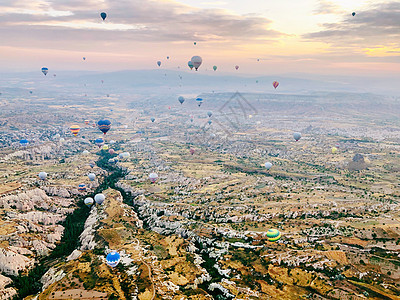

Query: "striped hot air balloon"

xmin=106 ymin=251 xmax=120 ymax=268
xmin=97 ymin=120 xmax=111 ymax=135
xmin=78 ymin=183 xmax=86 ymax=192
xmin=272 ymin=81 xmax=279 ymax=89
xmin=84 ymin=120 xmax=89 ymax=125
xmin=70 ymin=125 xmax=80 ymax=136
xmin=266 ymin=229 xmax=281 ymax=242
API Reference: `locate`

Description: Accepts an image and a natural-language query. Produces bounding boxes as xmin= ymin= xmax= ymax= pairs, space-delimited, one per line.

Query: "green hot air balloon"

xmin=266 ymin=229 xmax=281 ymax=242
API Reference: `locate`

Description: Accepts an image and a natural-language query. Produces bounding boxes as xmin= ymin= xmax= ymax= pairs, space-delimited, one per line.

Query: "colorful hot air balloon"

xmin=266 ymin=229 xmax=281 ymax=242
xmin=352 ymin=12 xmax=356 ymax=16
xmin=41 ymin=67 xmax=48 ymax=76
xmin=100 ymin=12 xmax=107 ymax=20
xmin=213 ymin=66 xmax=217 ymax=71
xmin=98 ymin=120 xmax=111 ymax=135
xmin=84 ymin=120 xmax=89 ymax=125
xmin=191 ymin=56 xmax=202 ymax=71
xmin=331 ymin=147 xmax=338 ymax=154
xmin=293 ymin=132 xmax=302 ymax=142
xmin=95 ymin=138 xmax=104 ymax=148
xmin=190 ymin=148 xmax=195 ymax=155
xmin=78 ymin=184 xmax=86 ymax=192
xmin=151 ymin=117 xmax=155 ymax=123
xmin=38 ymin=172 xmax=47 ymax=180
xmin=188 ymin=61 xmax=194 ymax=70
xmin=196 ymin=98 xmax=203 ymax=107
xmin=94 ymin=193 xmax=105 ymax=205
xmin=273 ymin=81 xmax=279 ymax=89
xmin=19 ymin=139 xmax=29 ymax=146
xmin=106 ymin=251 xmax=120 ymax=268
xmin=149 ymin=173 xmax=158 ymax=183
xmin=157 ymin=61 xmax=161 ymax=67
xmin=235 ymin=65 xmax=239 ymax=70
xmin=207 ymin=111 xmax=212 ymax=118
xmin=88 ymin=173 xmax=96 ymax=181
xmin=178 ymin=96 xmax=185 ymax=104
xmin=265 ymin=162 xmax=272 ymax=170
xmin=84 ymin=197 xmax=94 ymax=207
xmin=70 ymin=125 xmax=80 ymax=136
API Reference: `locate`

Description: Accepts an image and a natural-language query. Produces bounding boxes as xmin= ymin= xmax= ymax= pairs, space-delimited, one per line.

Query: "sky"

xmin=0 ymin=0 xmax=399 ymax=77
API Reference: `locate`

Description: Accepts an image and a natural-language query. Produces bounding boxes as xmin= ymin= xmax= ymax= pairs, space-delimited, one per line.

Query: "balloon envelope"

xmin=273 ymin=81 xmax=279 ymax=89
xmin=191 ymin=56 xmax=202 ymax=71
xmin=265 ymin=162 xmax=272 ymax=170
xmin=293 ymin=132 xmax=302 ymax=141
xmin=106 ymin=251 xmax=120 ymax=268
xmin=266 ymin=229 xmax=281 ymax=242
xmin=157 ymin=61 xmax=161 ymax=67
xmin=178 ymin=96 xmax=185 ymax=104
xmin=20 ymin=139 xmax=29 ymax=146
xmin=188 ymin=61 xmax=194 ymax=70
xmin=352 ymin=12 xmax=356 ymax=16
xmin=38 ymin=172 xmax=47 ymax=180
xmin=98 ymin=120 xmax=111 ymax=135
xmin=70 ymin=125 xmax=80 ymax=136
xmin=78 ymin=183 xmax=86 ymax=192
xmin=213 ymin=66 xmax=217 ymax=71
xmin=88 ymin=173 xmax=96 ymax=181
xmin=94 ymin=193 xmax=105 ymax=205
xmin=84 ymin=197 xmax=94 ymax=207
xmin=196 ymin=98 xmax=203 ymax=107
xmin=100 ymin=12 xmax=107 ymax=20
xmin=41 ymin=67 xmax=48 ymax=76
xmin=95 ymin=138 xmax=105 ymax=148
xmin=149 ymin=173 xmax=158 ymax=183
xmin=235 ymin=65 xmax=239 ymax=70
xmin=207 ymin=111 xmax=212 ymax=118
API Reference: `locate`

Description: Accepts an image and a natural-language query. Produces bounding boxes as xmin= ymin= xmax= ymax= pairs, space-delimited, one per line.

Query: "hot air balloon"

xmin=167 ymin=56 xmax=170 ymax=60
xmin=235 ymin=65 xmax=239 ymax=70
xmin=178 ymin=96 xmax=185 ymax=104
xmin=196 ymin=98 xmax=203 ymax=107
xmin=89 ymin=162 xmax=95 ymax=168
xmin=194 ymin=42 xmax=197 ymax=45
xmin=82 ymin=150 xmax=89 ymax=155
xmin=352 ymin=12 xmax=356 ymax=16
xmin=190 ymin=148 xmax=195 ymax=155
xmin=41 ymin=67 xmax=48 ymax=76
xmin=273 ymin=81 xmax=279 ymax=89
xmin=157 ymin=61 xmax=161 ymax=67
xmin=191 ymin=56 xmax=202 ymax=71
xmin=109 ymin=149 xmax=115 ymax=155
xmin=265 ymin=162 xmax=272 ymax=170
xmin=266 ymin=229 xmax=281 ymax=242
xmin=98 ymin=120 xmax=111 ymax=135
xmin=88 ymin=173 xmax=96 ymax=181
xmin=108 ymin=158 xmax=116 ymax=164
xmin=78 ymin=184 xmax=86 ymax=192
xmin=84 ymin=197 xmax=94 ymax=207
xmin=38 ymin=172 xmax=47 ymax=180
xmin=207 ymin=111 xmax=212 ymax=118
xmin=208 ymin=120 xmax=212 ymax=125
xmin=94 ymin=193 xmax=105 ymax=205
xmin=70 ymin=125 xmax=80 ymax=136
xmin=83 ymin=57 xmax=86 ymax=61
xmin=106 ymin=251 xmax=120 ymax=268
xmin=100 ymin=12 xmax=107 ymax=20
xmin=59 ymin=138 xmax=65 ymax=143
xmin=102 ymin=145 xmax=109 ymax=151
xmin=19 ymin=139 xmax=29 ymax=146
xmin=29 ymin=91 xmax=33 ymax=94
xmin=331 ymin=147 xmax=338 ymax=154
xmin=109 ymin=140 xmax=116 ymax=144
xmin=149 ymin=173 xmax=158 ymax=183
xmin=151 ymin=117 xmax=155 ymax=123
xmin=293 ymin=132 xmax=302 ymax=142
xmin=84 ymin=120 xmax=89 ymax=125
xmin=213 ymin=66 xmax=217 ymax=71
xmin=188 ymin=61 xmax=194 ymax=70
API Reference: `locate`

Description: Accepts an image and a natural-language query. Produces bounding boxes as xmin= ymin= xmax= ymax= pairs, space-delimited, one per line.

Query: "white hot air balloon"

xmin=38 ymin=172 xmax=47 ymax=180
xmin=191 ymin=56 xmax=202 ymax=71
xmin=94 ymin=193 xmax=105 ymax=205
xmin=84 ymin=197 xmax=94 ymax=207
xmin=88 ymin=173 xmax=96 ymax=181
xmin=149 ymin=173 xmax=158 ymax=183
xmin=265 ymin=162 xmax=272 ymax=170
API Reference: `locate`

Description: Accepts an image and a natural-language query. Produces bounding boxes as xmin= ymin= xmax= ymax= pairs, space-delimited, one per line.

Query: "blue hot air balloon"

xmin=196 ymin=98 xmax=203 ymax=107
xmin=78 ymin=183 xmax=86 ymax=192
xmin=19 ymin=139 xmax=29 ymax=146
xmin=106 ymin=251 xmax=121 ymax=268
xmin=95 ymin=138 xmax=104 ymax=148
xmin=41 ymin=67 xmax=48 ymax=76
xmin=151 ymin=117 xmax=155 ymax=123
xmin=97 ymin=120 xmax=111 ymax=135
xmin=178 ymin=96 xmax=185 ymax=104
xmin=157 ymin=61 xmax=161 ymax=67
xmin=100 ymin=12 xmax=107 ymax=20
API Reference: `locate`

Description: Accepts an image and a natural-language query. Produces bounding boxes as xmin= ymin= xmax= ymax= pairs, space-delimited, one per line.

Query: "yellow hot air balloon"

xmin=102 ymin=144 xmax=109 ymax=150
xmin=331 ymin=147 xmax=338 ymax=154
xmin=266 ymin=229 xmax=281 ymax=242
xmin=70 ymin=125 xmax=80 ymax=136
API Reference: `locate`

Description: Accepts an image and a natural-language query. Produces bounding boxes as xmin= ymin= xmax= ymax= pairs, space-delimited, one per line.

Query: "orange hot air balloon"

xmin=84 ymin=120 xmax=89 ymax=125
xmin=272 ymin=81 xmax=279 ymax=89
xmin=70 ymin=125 xmax=80 ymax=136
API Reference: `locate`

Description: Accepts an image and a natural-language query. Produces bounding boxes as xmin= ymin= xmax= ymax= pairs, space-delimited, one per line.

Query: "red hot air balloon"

xmin=272 ymin=81 xmax=279 ymax=89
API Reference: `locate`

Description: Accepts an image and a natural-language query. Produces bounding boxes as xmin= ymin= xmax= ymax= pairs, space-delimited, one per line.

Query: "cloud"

xmin=312 ymin=0 xmax=343 ymax=15
xmin=0 ymin=0 xmax=284 ymax=46
xmin=304 ymin=1 xmax=400 ymax=52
